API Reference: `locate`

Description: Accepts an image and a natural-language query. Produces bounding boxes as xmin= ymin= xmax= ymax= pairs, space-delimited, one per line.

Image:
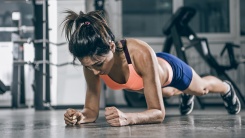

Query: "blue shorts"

xmin=156 ymin=52 xmax=193 ymax=91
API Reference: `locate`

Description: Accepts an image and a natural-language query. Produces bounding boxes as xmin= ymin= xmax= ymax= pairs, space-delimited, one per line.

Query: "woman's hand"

xmin=64 ymin=108 xmax=84 ymax=125
xmin=105 ymin=107 xmax=129 ymax=127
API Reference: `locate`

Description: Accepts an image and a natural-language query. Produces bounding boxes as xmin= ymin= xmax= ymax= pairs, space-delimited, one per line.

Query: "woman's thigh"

xmin=162 ymin=87 xmax=182 ymax=97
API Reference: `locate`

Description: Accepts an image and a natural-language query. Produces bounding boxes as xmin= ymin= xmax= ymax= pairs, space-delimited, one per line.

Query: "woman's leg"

xmin=183 ymin=69 xmax=227 ymax=96
xmin=156 ymin=52 xmax=240 ymax=114
xmin=161 ymin=87 xmax=195 ymax=115
xmin=161 ymin=87 xmax=182 ymax=98
xmin=183 ymin=68 xmax=241 ymax=114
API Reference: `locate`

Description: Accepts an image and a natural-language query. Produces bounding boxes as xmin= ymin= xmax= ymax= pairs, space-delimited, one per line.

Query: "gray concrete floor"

xmin=0 ymin=108 xmax=244 ymax=138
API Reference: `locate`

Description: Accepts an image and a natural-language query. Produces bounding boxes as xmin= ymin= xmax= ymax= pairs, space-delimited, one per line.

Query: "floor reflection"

xmin=0 ymin=109 xmax=244 ymax=138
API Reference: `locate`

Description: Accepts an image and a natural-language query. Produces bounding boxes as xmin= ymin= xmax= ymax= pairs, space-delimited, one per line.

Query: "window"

xmin=122 ymin=0 xmax=172 ymax=37
xmin=184 ymin=0 xmax=230 ymax=33
xmin=0 ymin=1 xmax=33 ymax=41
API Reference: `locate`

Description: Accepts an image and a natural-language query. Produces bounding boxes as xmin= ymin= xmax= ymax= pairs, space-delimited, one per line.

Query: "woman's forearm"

xmin=125 ymin=109 xmax=165 ymax=125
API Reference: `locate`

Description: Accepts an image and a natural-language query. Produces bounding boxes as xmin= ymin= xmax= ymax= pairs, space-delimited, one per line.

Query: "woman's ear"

xmin=109 ymin=40 xmax=116 ymax=53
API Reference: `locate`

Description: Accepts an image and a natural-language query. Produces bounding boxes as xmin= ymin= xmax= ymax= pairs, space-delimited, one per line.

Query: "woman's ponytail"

xmin=62 ymin=10 xmax=79 ymax=41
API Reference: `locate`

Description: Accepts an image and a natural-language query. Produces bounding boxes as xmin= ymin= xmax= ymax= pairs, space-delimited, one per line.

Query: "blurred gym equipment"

xmin=162 ymin=6 xmax=245 ymax=108
xmin=0 ymin=80 xmax=10 ymax=94
xmin=1 ymin=0 xmax=106 ymax=110
xmin=11 ymin=11 xmax=27 ymax=108
xmin=1 ymin=0 xmax=51 ymax=109
xmin=123 ymin=6 xmax=245 ymax=108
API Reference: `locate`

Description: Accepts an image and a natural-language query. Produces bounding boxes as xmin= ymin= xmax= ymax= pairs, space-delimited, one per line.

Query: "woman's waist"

xmin=157 ymin=57 xmax=173 ymax=87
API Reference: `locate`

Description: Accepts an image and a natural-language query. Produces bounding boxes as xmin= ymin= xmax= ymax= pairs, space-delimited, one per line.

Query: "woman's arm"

xmin=79 ymin=67 xmax=101 ymax=123
xmin=105 ymin=39 xmax=166 ymax=126
xmin=128 ymin=39 xmax=166 ymax=124
xmin=105 ymin=106 xmax=163 ymax=126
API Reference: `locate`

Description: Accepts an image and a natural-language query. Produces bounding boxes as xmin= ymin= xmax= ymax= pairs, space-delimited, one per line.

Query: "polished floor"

xmin=0 ymin=107 xmax=244 ymax=138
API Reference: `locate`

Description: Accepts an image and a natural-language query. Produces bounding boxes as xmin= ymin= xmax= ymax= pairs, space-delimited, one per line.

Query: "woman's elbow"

xmin=155 ymin=109 xmax=165 ymax=123
xmin=159 ymin=111 xmax=165 ymax=122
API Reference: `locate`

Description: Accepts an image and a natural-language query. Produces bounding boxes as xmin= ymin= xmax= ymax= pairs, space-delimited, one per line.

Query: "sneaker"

xmin=221 ymin=81 xmax=241 ymax=114
xmin=179 ymin=93 xmax=195 ymax=115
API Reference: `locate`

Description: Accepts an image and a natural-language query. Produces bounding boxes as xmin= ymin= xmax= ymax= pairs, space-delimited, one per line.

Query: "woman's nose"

xmin=91 ymin=68 xmax=100 ymax=75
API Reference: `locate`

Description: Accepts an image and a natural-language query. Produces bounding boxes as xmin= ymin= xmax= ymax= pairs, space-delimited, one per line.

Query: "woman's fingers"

xmin=106 ymin=117 xmax=119 ymax=124
xmin=64 ymin=112 xmax=73 ymax=120
xmin=64 ymin=108 xmax=81 ymax=125
xmin=73 ymin=111 xmax=82 ymax=119
xmin=66 ymin=108 xmax=76 ymax=116
xmin=64 ymin=117 xmax=77 ymax=125
xmin=73 ymin=111 xmax=83 ymax=124
xmin=107 ymin=118 xmax=122 ymax=127
xmin=105 ymin=112 xmax=119 ymax=120
xmin=105 ymin=107 xmax=129 ymax=127
xmin=105 ymin=106 xmax=117 ymax=116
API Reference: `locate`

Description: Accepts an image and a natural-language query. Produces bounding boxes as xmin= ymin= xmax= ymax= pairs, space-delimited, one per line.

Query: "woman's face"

xmin=79 ymin=42 xmax=115 ymax=75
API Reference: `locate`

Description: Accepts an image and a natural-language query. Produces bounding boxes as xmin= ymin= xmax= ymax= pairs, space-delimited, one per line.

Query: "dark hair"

xmin=62 ymin=10 xmax=115 ymax=62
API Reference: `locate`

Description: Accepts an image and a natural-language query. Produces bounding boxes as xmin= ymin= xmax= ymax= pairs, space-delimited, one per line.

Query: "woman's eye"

xmin=96 ymin=62 xmax=104 ymax=67
xmin=86 ymin=66 xmax=92 ymax=70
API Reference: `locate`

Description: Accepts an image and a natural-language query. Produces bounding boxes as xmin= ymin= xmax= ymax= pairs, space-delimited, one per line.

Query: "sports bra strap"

xmin=121 ymin=39 xmax=132 ymax=64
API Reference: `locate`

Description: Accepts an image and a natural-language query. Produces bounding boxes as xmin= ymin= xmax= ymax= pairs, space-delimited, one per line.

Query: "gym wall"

xmin=48 ymin=0 xmax=87 ymax=106
xmin=0 ymin=0 xmax=244 ymax=108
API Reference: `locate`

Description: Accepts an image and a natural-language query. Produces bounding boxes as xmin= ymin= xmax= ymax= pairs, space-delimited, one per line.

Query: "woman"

xmin=63 ymin=10 xmax=240 ymax=127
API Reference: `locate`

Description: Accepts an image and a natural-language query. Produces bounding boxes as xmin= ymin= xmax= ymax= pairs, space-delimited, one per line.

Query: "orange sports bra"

xmin=99 ymin=39 xmax=173 ymax=90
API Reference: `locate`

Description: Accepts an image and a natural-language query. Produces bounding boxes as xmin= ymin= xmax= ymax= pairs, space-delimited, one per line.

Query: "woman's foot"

xmin=179 ymin=94 xmax=195 ymax=115
xmin=221 ymin=81 xmax=241 ymax=114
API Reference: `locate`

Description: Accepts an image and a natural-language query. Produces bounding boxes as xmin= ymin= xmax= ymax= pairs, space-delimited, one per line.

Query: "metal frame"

xmin=11 ymin=12 xmax=27 ymax=108
xmin=32 ymin=0 xmax=51 ymax=110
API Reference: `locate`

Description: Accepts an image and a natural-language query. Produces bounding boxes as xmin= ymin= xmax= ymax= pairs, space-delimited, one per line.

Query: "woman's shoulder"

xmin=126 ymin=38 xmax=154 ymax=57
xmin=125 ymin=38 xmax=148 ymax=47
xmin=125 ymin=38 xmax=156 ymax=69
